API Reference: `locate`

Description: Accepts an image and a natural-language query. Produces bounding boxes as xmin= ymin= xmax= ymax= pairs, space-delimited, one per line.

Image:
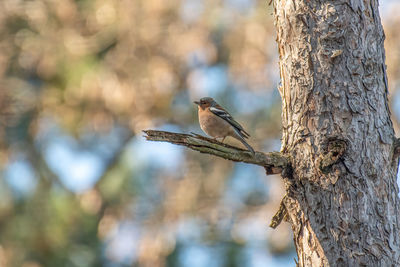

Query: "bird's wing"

xmin=209 ymin=106 xmax=250 ymax=138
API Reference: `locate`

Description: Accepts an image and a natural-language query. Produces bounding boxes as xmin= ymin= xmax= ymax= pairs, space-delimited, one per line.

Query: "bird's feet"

xmin=214 ymin=137 xmax=226 ymax=143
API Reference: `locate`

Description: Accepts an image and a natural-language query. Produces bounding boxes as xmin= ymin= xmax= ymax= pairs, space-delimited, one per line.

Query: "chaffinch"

xmin=194 ymin=97 xmax=255 ymax=155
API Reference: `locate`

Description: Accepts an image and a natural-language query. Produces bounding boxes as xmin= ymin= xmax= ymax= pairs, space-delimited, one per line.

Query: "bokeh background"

xmin=1 ymin=0 xmax=400 ymax=266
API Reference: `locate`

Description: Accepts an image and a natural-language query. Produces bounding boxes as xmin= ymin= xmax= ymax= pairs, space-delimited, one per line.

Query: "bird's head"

xmin=194 ymin=97 xmax=215 ymax=110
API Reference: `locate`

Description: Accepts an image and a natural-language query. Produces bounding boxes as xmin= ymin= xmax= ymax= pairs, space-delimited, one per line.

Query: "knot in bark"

xmin=318 ymin=139 xmax=347 ymax=174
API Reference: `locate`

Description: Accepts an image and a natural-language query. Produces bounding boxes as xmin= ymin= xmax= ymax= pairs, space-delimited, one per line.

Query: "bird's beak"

xmin=194 ymin=101 xmax=200 ymax=105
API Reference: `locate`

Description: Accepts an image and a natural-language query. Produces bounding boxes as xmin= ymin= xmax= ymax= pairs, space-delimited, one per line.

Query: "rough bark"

xmin=274 ymin=0 xmax=400 ymax=265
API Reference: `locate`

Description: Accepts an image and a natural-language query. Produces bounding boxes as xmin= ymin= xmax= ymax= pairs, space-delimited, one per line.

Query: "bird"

xmin=194 ymin=97 xmax=255 ymax=155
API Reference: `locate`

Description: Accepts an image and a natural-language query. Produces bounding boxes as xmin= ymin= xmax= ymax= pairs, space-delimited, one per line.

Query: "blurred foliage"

xmin=0 ymin=0 xmax=399 ymax=266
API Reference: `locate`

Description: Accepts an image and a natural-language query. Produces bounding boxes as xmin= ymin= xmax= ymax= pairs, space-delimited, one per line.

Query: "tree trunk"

xmin=274 ymin=0 xmax=400 ymax=265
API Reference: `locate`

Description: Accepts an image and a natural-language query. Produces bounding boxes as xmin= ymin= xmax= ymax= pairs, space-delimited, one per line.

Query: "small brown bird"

xmin=194 ymin=97 xmax=255 ymax=155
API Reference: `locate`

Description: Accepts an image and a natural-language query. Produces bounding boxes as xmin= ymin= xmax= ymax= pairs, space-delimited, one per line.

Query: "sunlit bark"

xmin=274 ymin=0 xmax=400 ymax=265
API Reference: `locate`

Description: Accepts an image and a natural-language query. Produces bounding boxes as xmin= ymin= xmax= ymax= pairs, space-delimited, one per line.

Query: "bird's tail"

xmin=233 ymin=130 xmax=255 ymax=155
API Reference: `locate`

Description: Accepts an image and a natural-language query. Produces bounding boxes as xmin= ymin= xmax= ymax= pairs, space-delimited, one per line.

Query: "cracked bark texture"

xmin=274 ymin=0 xmax=400 ymax=266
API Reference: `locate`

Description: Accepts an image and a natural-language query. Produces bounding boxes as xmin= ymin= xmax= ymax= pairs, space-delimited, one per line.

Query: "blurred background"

xmin=0 ymin=0 xmax=400 ymax=266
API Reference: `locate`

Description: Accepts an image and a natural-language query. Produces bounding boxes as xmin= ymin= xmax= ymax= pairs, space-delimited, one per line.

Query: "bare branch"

xmin=143 ymin=130 xmax=288 ymax=174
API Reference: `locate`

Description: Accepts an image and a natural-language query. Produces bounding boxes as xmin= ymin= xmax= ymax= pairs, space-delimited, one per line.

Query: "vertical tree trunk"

xmin=274 ymin=0 xmax=400 ymax=265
